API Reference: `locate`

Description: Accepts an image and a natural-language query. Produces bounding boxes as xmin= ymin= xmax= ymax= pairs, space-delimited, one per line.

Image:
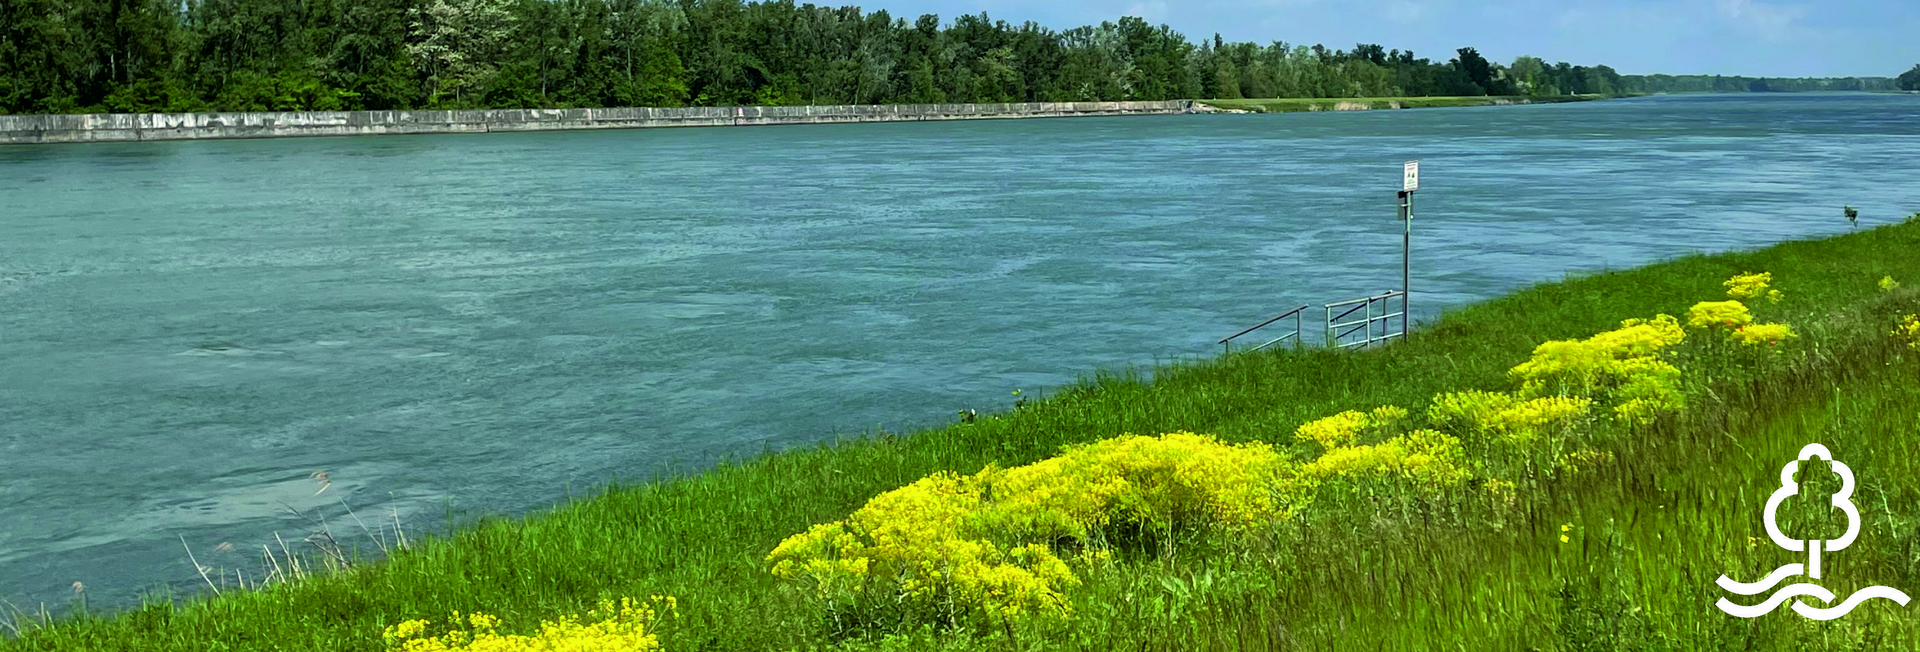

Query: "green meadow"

xmin=7 ymin=215 xmax=1920 ymax=651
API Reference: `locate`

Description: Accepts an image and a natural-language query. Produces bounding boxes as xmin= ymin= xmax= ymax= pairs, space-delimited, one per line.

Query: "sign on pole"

xmin=1402 ymin=160 xmax=1420 ymax=193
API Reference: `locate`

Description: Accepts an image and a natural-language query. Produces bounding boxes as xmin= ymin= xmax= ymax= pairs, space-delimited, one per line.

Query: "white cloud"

xmin=1124 ymin=1 xmax=1167 ymax=19
xmin=1383 ymin=0 xmax=1431 ymax=23
xmin=1715 ymin=0 xmax=1807 ymax=40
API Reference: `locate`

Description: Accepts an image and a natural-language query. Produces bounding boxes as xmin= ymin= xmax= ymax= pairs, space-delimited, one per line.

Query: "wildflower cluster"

xmin=1429 ymin=391 xmax=1592 ymax=445
xmin=1694 ymin=272 xmax=1797 ymax=348
xmin=1723 ymin=272 xmax=1782 ymax=304
xmin=1730 ymin=323 xmax=1797 ymax=347
xmin=1507 ymin=314 xmax=1685 ymax=423
xmin=382 ymin=597 xmax=671 ymax=652
xmin=1301 ymin=428 xmax=1471 ymax=491
xmin=766 ymin=433 xmax=1290 ymax=626
xmin=1292 ymin=405 xmax=1407 ymax=449
xmin=1896 ymin=314 xmax=1920 ymax=351
xmin=1686 ymin=301 xmax=1752 ymax=330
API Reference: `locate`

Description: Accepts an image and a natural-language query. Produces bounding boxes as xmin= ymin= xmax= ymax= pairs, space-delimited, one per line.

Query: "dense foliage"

xmin=0 ymin=0 xmax=1644 ymax=115
xmin=1899 ymin=64 xmax=1920 ymax=91
xmin=1621 ymin=74 xmax=1898 ymax=93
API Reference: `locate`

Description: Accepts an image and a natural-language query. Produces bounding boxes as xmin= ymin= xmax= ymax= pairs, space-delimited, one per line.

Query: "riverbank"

xmin=1196 ymin=94 xmax=1615 ymax=113
xmin=0 ymin=95 xmax=1630 ymax=145
xmin=0 ymin=101 xmax=1193 ymax=145
xmin=7 ymin=214 xmax=1919 ymax=650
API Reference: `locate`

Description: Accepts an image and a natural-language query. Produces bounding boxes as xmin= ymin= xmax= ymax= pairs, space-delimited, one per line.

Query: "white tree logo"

xmin=1716 ymin=444 xmax=1910 ymax=620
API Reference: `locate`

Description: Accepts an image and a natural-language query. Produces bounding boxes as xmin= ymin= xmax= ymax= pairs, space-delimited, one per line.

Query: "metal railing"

xmin=1325 ymin=291 xmax=1406 ymax=349
xmin=1220 ymin=304 xmax=1310 ymax=354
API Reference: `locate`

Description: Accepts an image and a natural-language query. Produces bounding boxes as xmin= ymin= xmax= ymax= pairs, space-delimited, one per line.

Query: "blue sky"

xmin=865 ymin=0 xmax=1919 ymax=77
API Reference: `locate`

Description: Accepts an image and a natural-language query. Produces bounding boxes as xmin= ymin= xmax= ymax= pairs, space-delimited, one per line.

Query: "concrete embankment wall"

xmin=0 ymin=101 xmax=1194 ymax=145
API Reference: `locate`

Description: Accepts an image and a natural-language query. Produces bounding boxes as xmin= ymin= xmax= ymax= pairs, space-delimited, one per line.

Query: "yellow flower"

xmin=1687 ymin=301 xmax=1753 ymax=330
xmin=1294 ymin=411 xmax=1368 ymax=449
xmin=1895 ymin=314 xmax=1920 ymax=350
xmin=1881 ymin=276 xmax=1901 ymax=291
xmin=1560 ymin=523 xmax=1573 ymax=533
xmin=1303 ymin=430 xmax=1471 ymax=489
xmin=1428 ymin=390 xmax=1518 ymax=435
xmin=380 ymin=599 xmax=667 ymax=651
xmin=1724 ymin=272 xmax=1772 ymax=300
xmin=1560 ymin=534 xmax=1571 ymax=544
xmin=1505 ymin=315 xmax=1684 ymax=424
xmin=1730 ymin=323 xmax=1796 ymax=347
xmin=767 ymin=432 xmax=1292 ymax=626
xmin=1293 ymin=406 xmax=1407 ymax=449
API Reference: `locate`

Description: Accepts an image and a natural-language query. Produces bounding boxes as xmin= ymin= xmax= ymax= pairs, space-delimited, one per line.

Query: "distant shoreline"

xmin=0 ymin=95 xmax=1638 ymax=145
xmin=1194 ymin=94 xmax=1621 ymax=113
xmin=0 ymin=101 xmax=1196 ymax=145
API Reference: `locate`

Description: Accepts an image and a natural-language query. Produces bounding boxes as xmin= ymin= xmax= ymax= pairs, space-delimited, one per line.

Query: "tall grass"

xmin=5 ymin=220 xmax=1918 ymax=651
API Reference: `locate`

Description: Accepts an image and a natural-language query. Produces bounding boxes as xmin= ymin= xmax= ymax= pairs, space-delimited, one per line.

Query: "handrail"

xmin=1324 ymin=291 xmax=1408 ymax=350
xmin=1220 ymin=304 xmax=1310 ymax=354
xmin=1324 ymin=290 xmax=1404 ymax=309
xmin=1326 ymin=291 xmax=1404 ymax=323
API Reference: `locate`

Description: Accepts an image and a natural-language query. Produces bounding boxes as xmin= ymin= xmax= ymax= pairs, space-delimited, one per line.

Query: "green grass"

xmin=1194 ymin=95 xmax=1615 ymax=114
xmin=7 ymin=218 xmax=1920 ymax=651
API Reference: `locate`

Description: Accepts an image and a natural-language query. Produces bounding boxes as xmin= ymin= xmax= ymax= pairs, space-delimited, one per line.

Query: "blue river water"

xmin=0 ymin=92 xmax=1916 ymax=609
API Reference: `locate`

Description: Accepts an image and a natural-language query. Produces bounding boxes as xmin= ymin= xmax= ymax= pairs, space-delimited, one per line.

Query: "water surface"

xmin=1 ymin=93 xmax=1916 ymax=608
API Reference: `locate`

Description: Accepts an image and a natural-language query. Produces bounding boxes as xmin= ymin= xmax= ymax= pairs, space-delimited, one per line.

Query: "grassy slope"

xmin=1195 ymin=95 xmax=1610 ymax=113
xmin=8 ymin=220 xmax=1919 ymax=651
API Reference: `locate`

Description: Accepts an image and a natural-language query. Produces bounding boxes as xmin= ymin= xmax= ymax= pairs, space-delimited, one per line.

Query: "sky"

xmin=864 ymin=0 xmax=1919 ymax=78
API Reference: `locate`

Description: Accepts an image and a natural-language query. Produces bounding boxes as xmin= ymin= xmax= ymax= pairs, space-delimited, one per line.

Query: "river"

xmin=1 ymin=92 xmax=1915 ymax=609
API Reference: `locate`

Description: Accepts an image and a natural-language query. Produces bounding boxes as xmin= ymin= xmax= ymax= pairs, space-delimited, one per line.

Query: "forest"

xmin=0 ymin=0 xmax=1903 ymax=115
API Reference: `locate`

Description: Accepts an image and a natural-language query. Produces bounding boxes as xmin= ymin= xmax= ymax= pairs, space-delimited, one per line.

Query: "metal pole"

xmin=1366 ymin=296 xmax=1376 ymax=349
xmin=1399 ymin=190 xmax=1412 ymax=339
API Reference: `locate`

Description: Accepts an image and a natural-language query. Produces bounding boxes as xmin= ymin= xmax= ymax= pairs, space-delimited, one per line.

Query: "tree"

xmin=1900 ymin=64 xmax=1920 ymax=91
xmin=1 ymin=0 xmax=1771 ymax=114
xmin=1508 ymin=55 xmax=1546 ymax=95
xmin=407 ymin=0 xmax=514 ymax=107
xmin=1450 ymin=47 xmax=1492 ymax=95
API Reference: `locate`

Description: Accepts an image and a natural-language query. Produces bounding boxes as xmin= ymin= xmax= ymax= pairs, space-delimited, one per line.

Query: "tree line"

xmin=0 ymin=0 xmax=1904 ymax=115
xmin=1624 ymin=74 xmax=1898 ymax=93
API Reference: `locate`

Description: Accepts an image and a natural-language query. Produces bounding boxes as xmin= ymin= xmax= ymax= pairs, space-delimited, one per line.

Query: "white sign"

xmin=1402 ymin=160 xmax=1420 ymax=193
xmin=1714 ymin=444 xmax=1910 ymax=621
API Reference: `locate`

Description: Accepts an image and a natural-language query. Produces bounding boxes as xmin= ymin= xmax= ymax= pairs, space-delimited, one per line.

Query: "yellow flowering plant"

xmin=1730 ymin=323 xmax=1797 ymax=347
xmin=1882 ymin=276 xmax=1902 ymax=291
xmin=1303 ymin=429 xmax=1471 ymax=491
xmin=1724 ymin=272 xmax=1772 ymax=301
xmin=1686 ymin=301 xmax=1753 ymax=330
xmin=1896 ymin=314 xmax=1920 ymax=351
xmin=382 ymin=597 xmax=673 ymax=652
xmin=767 ymin=433 xmax=1295 ymax=629
xmin=1507 ymin=316 xmax=1686 ymax=424
xmin=1292 ymin=405 xmax=1407 ymax=449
